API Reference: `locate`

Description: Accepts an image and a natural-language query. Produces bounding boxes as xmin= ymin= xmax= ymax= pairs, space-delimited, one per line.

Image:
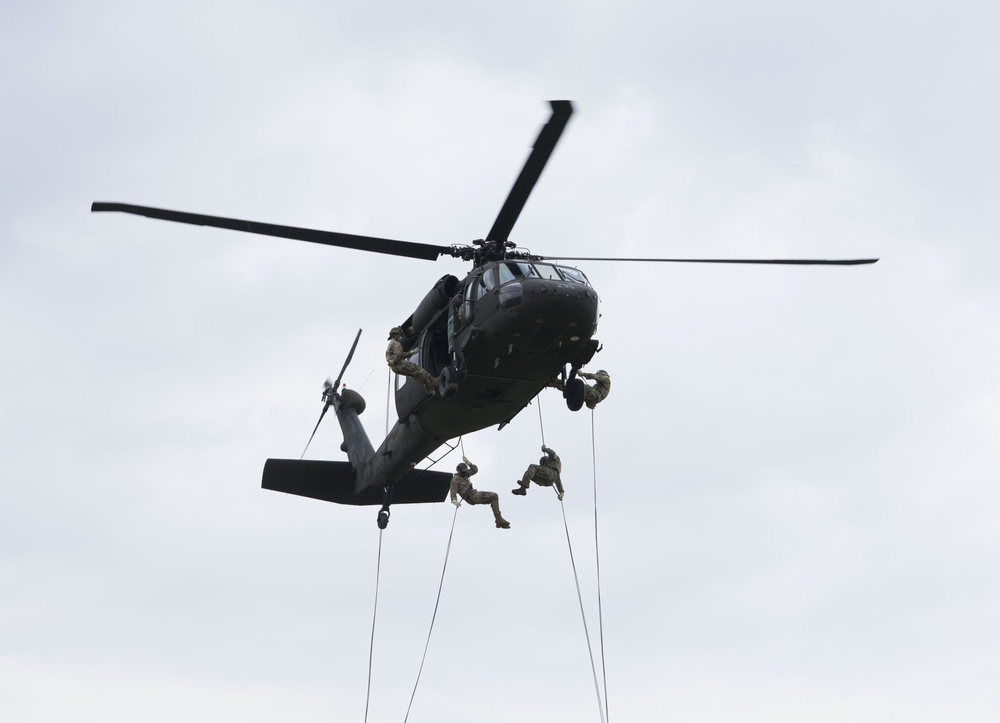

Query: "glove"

xmin=557 ymin=491 xmax=564 ymax=501
xmin=462 ymin=455 xmax=470 ymax=464
xmin=453 ymin=499 xmax=461 ymax=508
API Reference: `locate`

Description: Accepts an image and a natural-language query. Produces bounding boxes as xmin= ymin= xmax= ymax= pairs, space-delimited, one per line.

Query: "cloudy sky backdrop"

xmin=3 ymin=1 xmax=999 ymax=721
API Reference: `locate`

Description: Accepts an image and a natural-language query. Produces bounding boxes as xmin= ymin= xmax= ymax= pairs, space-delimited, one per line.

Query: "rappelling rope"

xmin=403 ymin=496 xmax=461 ymax=722
xmin=538 ymin=395 xmax=606 ymax=723
xmin=364 ymin=528 xmax=384 ymax=723
xmin=364 ymin=373 xmax=394 ymax=723
xmin=559 ymin=493 xmax=607 ymax=723
xmin=591 ymin=408 xmax=609 ymax=723
xmin=386 ymin=370 xmax=393 ymax=437
xmin=401 ymin=436 xmax=463 ymax=720
xmin=536 ymin=395 xmax=546 ymax=446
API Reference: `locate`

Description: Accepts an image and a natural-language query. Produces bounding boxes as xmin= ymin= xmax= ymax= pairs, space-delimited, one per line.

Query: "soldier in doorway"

xmin=386 ymin=327 xmax=438 ymax=390
xmin=450 ymin=456 xmax=511 ymax=529
xmin=578 ymin=369 xmax=611 ymax=409
xmin=513 ymin=445 xmax=564 ymax=500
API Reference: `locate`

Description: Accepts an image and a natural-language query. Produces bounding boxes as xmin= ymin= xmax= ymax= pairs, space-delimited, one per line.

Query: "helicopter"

xmin=92 ymin=100 xmax=877 ymax=528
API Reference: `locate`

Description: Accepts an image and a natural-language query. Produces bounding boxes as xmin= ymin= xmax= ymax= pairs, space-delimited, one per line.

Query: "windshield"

xmin=556 ymin=265 xmax=588 ymax=285
xmin=497 ymin=261 xmax=590 ymax=286
xmin=533 ymin=263 xmax=562 ymax=280
xmin=498 ymin=262 xmax=539 ymax=284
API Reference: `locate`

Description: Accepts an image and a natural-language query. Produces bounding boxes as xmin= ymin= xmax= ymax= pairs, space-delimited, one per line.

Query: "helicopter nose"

xmin=521 ymin=280 xmax=599 ymax=329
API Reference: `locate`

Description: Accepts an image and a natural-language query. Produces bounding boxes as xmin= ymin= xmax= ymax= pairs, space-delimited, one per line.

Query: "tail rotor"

xmin=300 ymin=329 xmax=363 ymax=459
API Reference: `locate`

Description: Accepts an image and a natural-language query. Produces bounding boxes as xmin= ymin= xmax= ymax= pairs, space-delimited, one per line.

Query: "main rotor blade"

xmin=91 ymin=202 xmax=451 ymax=261
xmin=486 ymin=100 xmax=574 ymax=242
xmin=544 ymin=256 xmax=879 ymax=265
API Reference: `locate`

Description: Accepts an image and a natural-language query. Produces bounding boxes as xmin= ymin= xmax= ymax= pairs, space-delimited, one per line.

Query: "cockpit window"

xmin=517 ymin=262 xmax=540 ymax=278
xmin=556 ymin=266 xmax=589 ymax=285
xmin=482 ymin=265 xmax=498 ymax=291
xmin=533 ymin=263 xmax=562 ymax=280
xmin=495 ymin=261 xmax=589 ymax=287
xmin=499 ymin=262 xmax=540 ymax=284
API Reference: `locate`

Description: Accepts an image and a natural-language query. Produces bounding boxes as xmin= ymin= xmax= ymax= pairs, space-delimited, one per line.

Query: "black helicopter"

xmin=92 ymin=101 xmax=877 ymax=527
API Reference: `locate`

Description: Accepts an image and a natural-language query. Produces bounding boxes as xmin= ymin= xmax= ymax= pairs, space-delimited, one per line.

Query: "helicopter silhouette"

xmin=92 ymin=101 xmax=877 ymax=528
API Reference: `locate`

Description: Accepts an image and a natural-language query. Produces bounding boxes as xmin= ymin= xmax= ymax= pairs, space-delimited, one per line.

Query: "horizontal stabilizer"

xmin=262 ymin=459 xmax=452 ymax=506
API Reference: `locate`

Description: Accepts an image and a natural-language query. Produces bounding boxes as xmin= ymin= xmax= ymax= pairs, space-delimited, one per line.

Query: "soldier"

xmin=386 ymin=327 xmax=438 ymax=390
xmin=579 ymin=369 xmax=611 ymax=409
xmin=450 ymin=456 xmax=511 ymax=529
xmin=513 ymin=445 xmax=564 ymax=500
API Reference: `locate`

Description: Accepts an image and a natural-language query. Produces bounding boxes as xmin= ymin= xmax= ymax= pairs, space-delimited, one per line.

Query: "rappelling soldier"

xmin=450 ymin=456 xmax=511 ymax=529
xmin=513 ymin=445 xmax=564 ymax=500
xmin=386 ymin=327 xmax=438 ymax=389
xmin=578 ymin=369 xmax=611 ymax=409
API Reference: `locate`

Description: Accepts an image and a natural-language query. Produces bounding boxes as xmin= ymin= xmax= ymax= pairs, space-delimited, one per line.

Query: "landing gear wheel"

xmin=377 ymin=507 xmax=390 ymax=529
xmin=565 ymin=377 xmax=585 ymax=411
xmin=438 ymin=365 xmax=459 ymax=398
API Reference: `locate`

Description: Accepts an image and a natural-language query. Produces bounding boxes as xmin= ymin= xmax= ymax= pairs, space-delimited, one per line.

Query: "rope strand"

xmin=539 ymin=392 xmax=605 ymax=722
xmin=560 ymin=499 xmax=607 ymax=723
xmin=591 ymin=409 xmax=609 ymax=722
xmin=403 ymin=505 xmax=460 ymax=722
xmin=385 ymin=370 xmax=392 ymax=437
xmin=536 ymin=396 xmax=546 ymax=446
xmin=364 ymin=529 xmax=384 ymax=723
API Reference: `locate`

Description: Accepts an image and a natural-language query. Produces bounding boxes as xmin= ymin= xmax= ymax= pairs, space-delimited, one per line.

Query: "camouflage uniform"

xmin=514 ymin=445 xmax=564 ymax=499
xmin=579 ymin=369 xmax=611 ymax=409
xmin=450 ymin=459 xmax=510 ymax=529
xmin=386 ymin=329 xmax=438 ymax=389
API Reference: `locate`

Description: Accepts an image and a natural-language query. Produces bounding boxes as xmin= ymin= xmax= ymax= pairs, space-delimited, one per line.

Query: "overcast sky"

xmin=3 ymin=1 xmax=999 ymax=721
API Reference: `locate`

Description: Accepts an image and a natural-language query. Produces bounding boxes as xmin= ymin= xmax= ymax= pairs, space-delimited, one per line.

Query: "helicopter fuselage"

xmin=344 ymin=259 xmax=600 ymax=499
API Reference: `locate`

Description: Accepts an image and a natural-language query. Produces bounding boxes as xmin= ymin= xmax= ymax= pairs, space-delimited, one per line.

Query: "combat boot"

xmin=495 ymin=516 xmax=511 ymax=529
xmin=511 ymin=483 xmax=527 ymax=496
